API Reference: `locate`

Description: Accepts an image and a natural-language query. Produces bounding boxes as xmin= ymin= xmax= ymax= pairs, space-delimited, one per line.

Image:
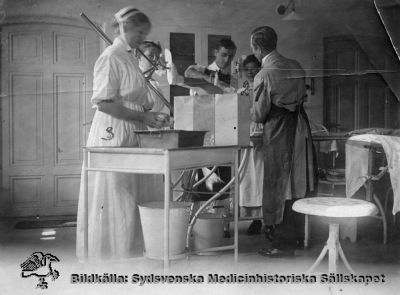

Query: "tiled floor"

xmin=0 ymin=216 xmax=399 ymax=295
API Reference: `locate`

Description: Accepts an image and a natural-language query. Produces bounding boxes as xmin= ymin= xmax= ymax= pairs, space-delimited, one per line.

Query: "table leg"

xmin=234 ymin=149 xmax=239 ymax=265
xmin=372 ymin=193 xmax=387 ymax=244
xmin=83 ymin=149 xmax=88 ymax=262
xmin=164 ymin=155 xmax=171 ymax=272
xmin=363 ymin=146 xmax=387 ymax=245
xmin=366 ymin=147 xmax=373 ymax=202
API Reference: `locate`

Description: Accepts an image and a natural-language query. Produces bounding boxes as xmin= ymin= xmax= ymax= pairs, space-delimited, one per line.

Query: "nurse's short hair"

xmin=139 ymin=40 xmax=162 ymax=53
xmin=251 ymin=26 xmax=277 ymax=52
xmin=243 ymin=54 xmax=261 ymax=67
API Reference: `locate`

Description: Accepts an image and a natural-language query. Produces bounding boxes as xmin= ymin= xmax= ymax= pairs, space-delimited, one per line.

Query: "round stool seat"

xmin=293 ymin=197 xmax=378 ymax=218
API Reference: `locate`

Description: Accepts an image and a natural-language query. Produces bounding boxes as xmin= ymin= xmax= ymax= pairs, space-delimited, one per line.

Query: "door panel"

xmin=54 ymin=175 xmax=80 ymax=207
xmin=53 ymin=32 xmax=86 ymax=65
xmin=11 ymin=176 xmax=42 ymax=208
xmin=336 ymin=49 xmax=356 ymax=74
xmin=9 ymin=73 xmax=44 ymax=166
xmin=358 ymin=76 xmax=384 ymax=128
xmin=325 ymin=76 xmax=357 ymax=132
xmin=1 ymin=22 xmax=98 ymax=216
xmin=9 ymin=32 xmax=43 ymax=64
xmin=54 ymin=74 xmax=85 ymax=166
xmin=336 ymin=80 xmax=357 ymax=132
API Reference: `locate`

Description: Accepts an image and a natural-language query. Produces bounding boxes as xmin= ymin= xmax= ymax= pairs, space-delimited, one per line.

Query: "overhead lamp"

xmin=276 ymin=0 xmax=304 ymax=21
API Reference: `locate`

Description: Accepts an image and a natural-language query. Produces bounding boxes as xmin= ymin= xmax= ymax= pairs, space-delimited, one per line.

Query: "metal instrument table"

xmin=346 ymin=138 xmax=389 ymax=244
xmin=82 ymin=146 xmax=241 ymax=271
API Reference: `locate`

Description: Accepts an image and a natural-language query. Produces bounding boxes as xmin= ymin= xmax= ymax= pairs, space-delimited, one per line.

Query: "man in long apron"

xmin=250 ymin=26 xmax=317 ymax=256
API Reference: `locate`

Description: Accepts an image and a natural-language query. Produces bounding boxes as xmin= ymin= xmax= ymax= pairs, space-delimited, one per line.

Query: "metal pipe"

xmin=80 ymin=12 xmax=172 ymax=114
xmin=80 ymin=13 xmax=112 ymax=45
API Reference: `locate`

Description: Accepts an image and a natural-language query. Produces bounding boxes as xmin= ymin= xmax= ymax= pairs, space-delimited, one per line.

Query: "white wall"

xmin=2 ymin=0 xmax=391 ymax=124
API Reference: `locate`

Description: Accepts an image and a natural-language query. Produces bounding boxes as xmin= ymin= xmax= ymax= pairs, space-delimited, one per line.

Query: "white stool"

xmin=293 ymin=197 xmax=378 ymax=274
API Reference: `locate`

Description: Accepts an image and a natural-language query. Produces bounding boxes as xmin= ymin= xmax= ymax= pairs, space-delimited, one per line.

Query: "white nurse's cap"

xmin=114 ymin=6 xmax=141 ymax=23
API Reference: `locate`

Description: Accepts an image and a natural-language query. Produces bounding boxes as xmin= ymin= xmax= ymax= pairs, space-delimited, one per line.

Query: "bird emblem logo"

xmin=20 ymin=252 xmax=60 ymax=289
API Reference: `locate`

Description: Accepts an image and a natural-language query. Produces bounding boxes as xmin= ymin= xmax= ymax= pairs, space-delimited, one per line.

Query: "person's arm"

xmin=92 ymin=55 xmax=165 ymax=129
xmin=251 ymin=73 xmax=271 ymax=123
xmin=96 ymin=102 xmax=164 ymax=129
xmin=184 ymin=64 xmax=212 ymax=82
xmin=184 ymin=64 xmax=236 ymax=94
xmin=166 ymin=62 xmax=184 ymax=85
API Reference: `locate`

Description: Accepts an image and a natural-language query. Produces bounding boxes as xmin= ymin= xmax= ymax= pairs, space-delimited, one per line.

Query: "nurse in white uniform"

xmin=76 ymin=7 xmax=167 ymax=261
xmin=238 ymin=54 xmax=264 ymax=235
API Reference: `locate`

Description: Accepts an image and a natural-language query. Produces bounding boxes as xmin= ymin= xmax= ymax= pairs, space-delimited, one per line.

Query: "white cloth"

xmin=239 ymin=141 xmax=264 ymax=207
xmin=346 ymin=134 xmax=400 ymax=215
xmin=207 ymin=61 xmax=220 ymax=72
xmin=76 ymin=36 xmax=152 ymax=261
xmin=239 ymin=82 xmax=263 ymax=208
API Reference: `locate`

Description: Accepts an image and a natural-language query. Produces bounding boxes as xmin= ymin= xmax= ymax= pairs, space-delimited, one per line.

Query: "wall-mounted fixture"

xmin=276 ymin=0 xmax=304 ymax=21
xmin=306 ymin=77 xmax=315 ymax=96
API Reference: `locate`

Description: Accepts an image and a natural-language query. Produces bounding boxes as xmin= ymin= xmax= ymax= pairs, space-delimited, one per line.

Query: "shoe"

xmin=263 ymin=225 xmax=275 ymax=242
xmin=296 ymin=239 xmax=304 ymax=249
xmin=223 ymin=230 xmax=231 ymax=238
xmin=258 ymin=247 xmax=295 ymax=258
xmin=247 ymin=220 xmax=262 ymax=235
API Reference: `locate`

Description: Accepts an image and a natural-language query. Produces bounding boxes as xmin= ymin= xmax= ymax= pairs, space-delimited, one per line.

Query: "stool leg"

xmin=304 ymin=215 xmax=309 ymax=248
xmin=307 ymin=222 xmax=356 ymax=274
xmin=307 ymin=245 xmax=328 ymax=274
xmin=338 ymin=242 xmax=355 ymax=274
xmin=328 ymin=223 xmax=339 ymax=274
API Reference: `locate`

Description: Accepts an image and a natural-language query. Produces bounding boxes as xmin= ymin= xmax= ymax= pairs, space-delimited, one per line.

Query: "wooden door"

xmin=324 ymin=38 xmax=360 ymax=132
xmin=1 ymin=21 xmax=99 ymax=216
xmin=324 ymin=36 xmax=400 ymax=132
xmin=323 ymin=37 xmax=400 ymax=169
